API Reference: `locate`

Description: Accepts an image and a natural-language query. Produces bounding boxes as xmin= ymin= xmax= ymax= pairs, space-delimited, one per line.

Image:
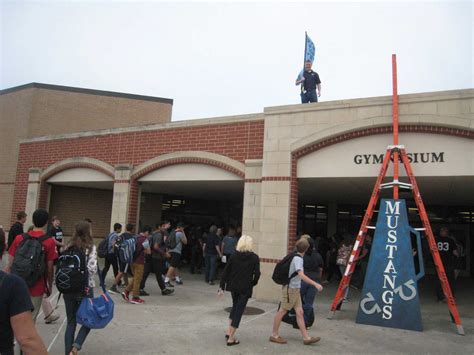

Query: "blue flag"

xmin=305 ymin=33 xmax=315 ymax=63
xmin=296 ymin=33 xmax=316 ymax=81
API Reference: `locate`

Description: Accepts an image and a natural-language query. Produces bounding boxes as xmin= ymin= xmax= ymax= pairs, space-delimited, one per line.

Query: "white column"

xmin=110 ymin=164 xmax=132 ymax=232
xmin=242 ymin=159 xmax=263 ymax=252
xmin=24 ymin=168 xmax=42 ymax=228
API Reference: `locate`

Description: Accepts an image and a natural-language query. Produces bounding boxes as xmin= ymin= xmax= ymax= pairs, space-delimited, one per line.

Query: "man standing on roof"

xmin=295 ymin=60 xmax=322 ymax=104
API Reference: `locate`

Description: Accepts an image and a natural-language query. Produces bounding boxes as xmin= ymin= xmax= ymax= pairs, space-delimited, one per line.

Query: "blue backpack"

xmin=118 ymin=237 xmax=136 ymax=265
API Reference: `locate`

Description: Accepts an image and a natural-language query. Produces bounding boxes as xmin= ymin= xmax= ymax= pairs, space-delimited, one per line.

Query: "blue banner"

xmin=355 ymin=199 xmax=425 ymax=332
xmin=305 ymin=33 xmax=315 ymax=63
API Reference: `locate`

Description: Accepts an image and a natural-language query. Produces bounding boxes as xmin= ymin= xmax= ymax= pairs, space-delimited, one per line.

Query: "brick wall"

xmin=0 ymin=89 xmax=34 ymax=228
xmin=0 ymin=84 xmax=173 ymax=229
xmin=49 ymin=185 xmax=113 ymax=238
xmin=28 ymin=87 xmax=172 ymax=137
xmin=12 ymin=119 xmax=265 ymax=224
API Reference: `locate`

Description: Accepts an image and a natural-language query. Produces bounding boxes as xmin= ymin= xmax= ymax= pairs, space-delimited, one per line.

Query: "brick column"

xmin=242 ymin=159 xmax=262 ymax=252
xmin=24 ymin=168 xmax=42 ymax=227
xmin=110 ymin=164 xmax=132 ymax=231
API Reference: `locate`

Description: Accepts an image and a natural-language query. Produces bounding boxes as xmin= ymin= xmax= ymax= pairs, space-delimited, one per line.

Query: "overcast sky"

xmin=1 ymin=0 xmax=472 ymax=121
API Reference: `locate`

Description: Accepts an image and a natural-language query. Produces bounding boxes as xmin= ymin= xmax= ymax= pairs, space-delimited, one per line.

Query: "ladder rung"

xmin=379 ymin=180 xmax=413 ymax=190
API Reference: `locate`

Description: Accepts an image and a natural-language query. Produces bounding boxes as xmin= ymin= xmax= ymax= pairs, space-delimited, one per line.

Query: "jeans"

xmin=229 ymin=292 xmax=250 ymax=328
xmin=126 ymin=263 xmax=145 ymax=298
xmin=103 ymin=253 xmax=118 ymax=280
xmin=64 ymin=290 xmax=93 ymax=354
xmin=141 ymin=257 xmax=166 ymax=291
xmin=204 ymin=254 xmax=217 ymax=282
xmin=300 ymin=281 xmax=317 ymax=324
xmin=140 ymin=255 xmax=153 ymax=290
xmin=301 ymin=89 xmax=318 ymax=103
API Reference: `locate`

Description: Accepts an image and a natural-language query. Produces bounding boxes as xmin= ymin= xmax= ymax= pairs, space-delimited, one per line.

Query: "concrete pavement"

xmin=33 ymin=266 xmax=473 ymax=354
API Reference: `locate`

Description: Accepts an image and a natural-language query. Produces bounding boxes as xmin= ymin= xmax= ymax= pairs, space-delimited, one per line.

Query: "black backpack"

xmin=165 ymin=230 xmax=178 ymax=250
xmin=55 ymin=247 xmax=87 ymax=294
xmin=11 ymin=234 xmax=49 ymax=287
xmin=98 ymin=233 xmax=112 ymax=258
xmin=272 ymin=253 xmax=302 ymax=285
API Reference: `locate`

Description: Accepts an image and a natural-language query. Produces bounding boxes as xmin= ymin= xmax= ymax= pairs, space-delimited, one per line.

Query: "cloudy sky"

xmin=1 ymin=0 xmax=472 ymax=121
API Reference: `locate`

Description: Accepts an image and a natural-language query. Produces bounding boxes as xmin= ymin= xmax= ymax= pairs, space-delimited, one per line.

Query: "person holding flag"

xmin=295 ymin=33 xmax=321 ymax=103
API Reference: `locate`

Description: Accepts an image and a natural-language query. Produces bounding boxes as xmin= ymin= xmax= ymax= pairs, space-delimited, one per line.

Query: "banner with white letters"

xmin=356 ymin=199 xmax=424 ymax=332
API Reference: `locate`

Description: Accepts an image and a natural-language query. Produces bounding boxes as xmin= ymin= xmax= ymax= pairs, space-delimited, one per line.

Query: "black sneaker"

xmin=175 ymin=279 xmax=183 ymax=285
xmin=209 ymin=281 xmax=215 ymax=286
xmin=108 ymin=285 xmax=119 ymax=294
xmin=139 ymin=289 xmax=150 ymax=296
xmin=165 ymin=281 xmax=174 ymax=288
xmin=161 ymin=288 xmax=175 ymax=295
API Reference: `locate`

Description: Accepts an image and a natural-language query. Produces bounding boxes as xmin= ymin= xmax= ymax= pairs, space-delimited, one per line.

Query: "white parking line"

xmin=47 ymin=316 xmax=67 ymax=352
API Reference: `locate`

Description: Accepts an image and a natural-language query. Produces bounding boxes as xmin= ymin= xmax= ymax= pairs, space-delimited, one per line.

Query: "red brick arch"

xmin=38 ymin=159 xmax=115 ymax=211
xmin=128 ymin=155 xmax=245 ymax=225
xmin=132 ymin=157 xmax=245 ymax=180
xmin=287 ymin=125 xmax=474 ymax=252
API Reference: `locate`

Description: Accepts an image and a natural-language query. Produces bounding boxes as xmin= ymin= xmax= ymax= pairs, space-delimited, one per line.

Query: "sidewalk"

xmin=35 ymin=267 xmax=472 ymax=354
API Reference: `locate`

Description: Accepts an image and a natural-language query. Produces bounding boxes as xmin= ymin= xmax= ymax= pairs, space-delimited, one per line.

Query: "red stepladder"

xmin=327 ymin=55 xmax=464 ymax=336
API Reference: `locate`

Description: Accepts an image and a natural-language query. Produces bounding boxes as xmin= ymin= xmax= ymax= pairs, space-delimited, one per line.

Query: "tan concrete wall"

xmin=0 ymin=88 xmax=34 ymax=228
xmin=28 ymin=88 xmax=172 ymax=137
xmin=253 ymin=89 xmax=473 ymax=301
xmin=48 ymin=185 xmax=113 ymax=238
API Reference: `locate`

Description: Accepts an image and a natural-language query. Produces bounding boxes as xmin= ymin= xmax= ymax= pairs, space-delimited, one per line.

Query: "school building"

xmin=1 ymin=83 xmax=473 ymax=300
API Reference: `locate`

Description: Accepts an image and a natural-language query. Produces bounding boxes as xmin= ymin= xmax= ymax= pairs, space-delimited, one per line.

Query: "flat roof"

xmin=0 ymin=82 xmax=173 ymax=105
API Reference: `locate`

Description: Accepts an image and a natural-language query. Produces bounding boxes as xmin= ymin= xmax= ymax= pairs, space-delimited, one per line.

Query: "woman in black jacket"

xmin=219 ymin=235 xmax=260 ymax=346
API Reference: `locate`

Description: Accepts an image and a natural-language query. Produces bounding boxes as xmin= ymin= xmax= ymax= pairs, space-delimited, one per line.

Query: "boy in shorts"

xmin=270 ymin=238 xmax=324 ymax=345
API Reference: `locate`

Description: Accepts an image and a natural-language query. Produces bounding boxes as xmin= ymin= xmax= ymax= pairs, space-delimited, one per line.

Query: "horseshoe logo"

xmin=394 ymin=279 xmax=417 ymax=301
xmin=360 ymin=292 xmax=382 ymax=315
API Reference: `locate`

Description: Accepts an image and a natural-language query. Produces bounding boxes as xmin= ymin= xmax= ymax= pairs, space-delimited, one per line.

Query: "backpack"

xmin=165 ymin=230 xmax=178 ymax=250
xmin=55 ymin=247 xmax=87 ymax=294
xmin=118 ymin=237 xmax=136 ymax=265
xmin=150 ymin=232 xmax=165 ymax=259
xmin=272 ymin=253 xmax=302 ymax=285
xmin=11 ymin=234 xmax=50 ymax=287
xmin=98 ymin=236 xmax=109 ymax=259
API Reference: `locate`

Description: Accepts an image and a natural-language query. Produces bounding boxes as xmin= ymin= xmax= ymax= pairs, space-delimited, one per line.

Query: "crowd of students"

xmin=0 ymin=207 xmax=464 ymax=353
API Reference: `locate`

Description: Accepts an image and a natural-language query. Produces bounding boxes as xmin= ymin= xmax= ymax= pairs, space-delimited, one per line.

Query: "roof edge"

xmin=0 ymin=82 xmax=173 ymax=105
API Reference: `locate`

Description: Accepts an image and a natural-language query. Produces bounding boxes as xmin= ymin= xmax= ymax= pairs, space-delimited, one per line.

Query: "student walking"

xmin=203 ymin=225 xmax=222 ymax=285
xmin=122 ymin=226 xmax=151 ymax=304
xmin=140 ymin=222 xmax=174 ymax=296
xmin=6 ymin=209 xmax=58 ymax=328
xmin=219 ymin=235 xmax=260 ymax=346
xmin=108 ymin=224 xmax=135 ymax=294
xmin=299 ymin=235 xmax=324 ymax=325
xmin=165 ymin=222 xmax=187 ymax=286
xmin=62 ymin=221 xmax=98 ymax=355
xmin=102 ymin=223 xmax=121 ymax=281
xmin=269 ymin=238 xmax=323 ymax=346
xmin=221 ymin=226 xmax=238 ymax=263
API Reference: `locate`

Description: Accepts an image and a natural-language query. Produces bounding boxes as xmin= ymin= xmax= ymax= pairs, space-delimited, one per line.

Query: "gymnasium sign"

xmin=354 ymin=152 xmax=445 ymax=165
xmin=356 ymin=199 xmax=425 ymax=332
